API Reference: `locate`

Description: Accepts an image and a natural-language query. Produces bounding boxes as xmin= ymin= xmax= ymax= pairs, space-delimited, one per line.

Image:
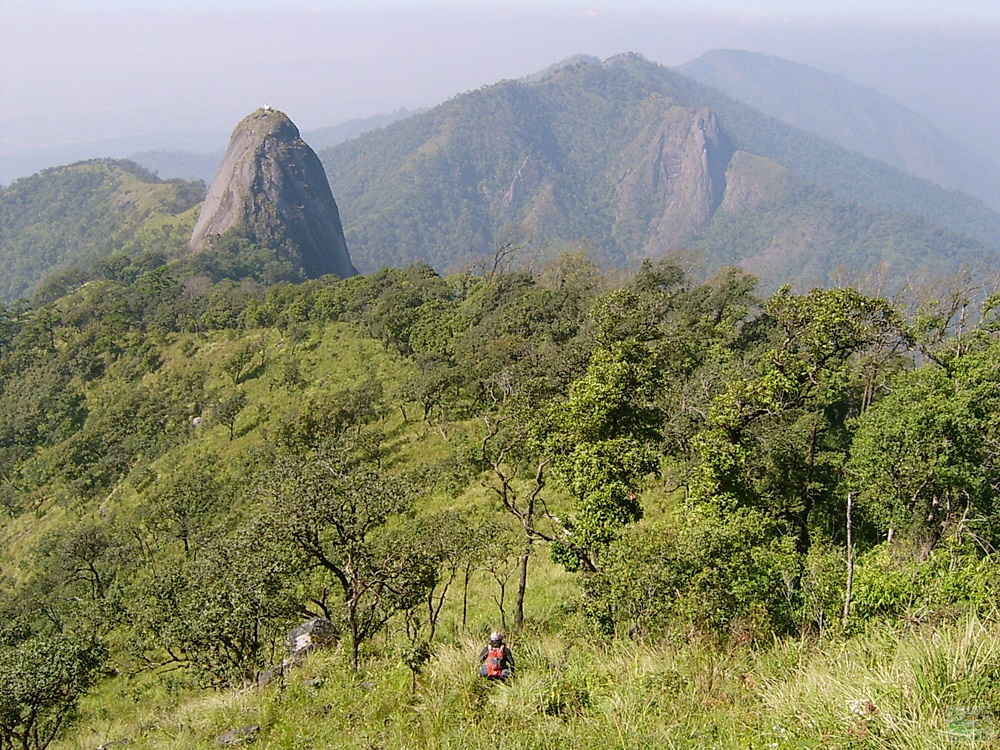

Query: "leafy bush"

xmin=0 ymin=636 xmax=106 ymax=750
xmin=591 ymin=506 xmax=798 ymax=643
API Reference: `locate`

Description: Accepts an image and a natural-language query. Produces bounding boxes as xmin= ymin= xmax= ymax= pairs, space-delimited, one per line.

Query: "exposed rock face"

xmin=189 ymin=108 xmax=356 ymax=278
xmin=284 ymin=617 xmax=339 ymax=654
xmin=257 ymin=617 xmax=340 ymax=689
xmin=612 ymin=105 xmax=734 ymax=261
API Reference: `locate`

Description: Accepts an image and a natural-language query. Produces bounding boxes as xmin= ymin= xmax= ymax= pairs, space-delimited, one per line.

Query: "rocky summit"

xmin=189 ymin=107 xmax=356 ymax=279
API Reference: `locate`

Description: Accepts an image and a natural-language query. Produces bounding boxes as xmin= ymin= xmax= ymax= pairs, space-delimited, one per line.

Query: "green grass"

xmin=53 ymin=607 xmax=1000 ymax=749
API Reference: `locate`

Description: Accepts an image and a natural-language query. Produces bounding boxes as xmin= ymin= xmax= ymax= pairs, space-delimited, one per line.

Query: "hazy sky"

xmin=2 ymin=0 xmax=999 ymax=167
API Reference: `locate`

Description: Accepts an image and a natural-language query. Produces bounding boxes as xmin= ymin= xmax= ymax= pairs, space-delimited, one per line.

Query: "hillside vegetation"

xmin=3 ymin=243 xmax=1000 ymax=747
xmin=320 ymin=54 xmax=1000 ymax=286
xmin=0 ymin=160 xmax=204 ymax=305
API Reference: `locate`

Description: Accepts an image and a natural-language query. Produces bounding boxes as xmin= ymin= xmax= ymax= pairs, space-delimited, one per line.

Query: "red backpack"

xmin=485 ymin=645 xmax=505 ymax=678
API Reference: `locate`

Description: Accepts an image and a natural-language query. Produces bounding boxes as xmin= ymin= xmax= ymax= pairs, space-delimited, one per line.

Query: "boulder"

xmin=284 ymin=617 xmax=339 ymax=655
xmin=215 ymin=725 xmax=259 ymax=746
xmin=189 ymin=107 xmax=356 ymax=280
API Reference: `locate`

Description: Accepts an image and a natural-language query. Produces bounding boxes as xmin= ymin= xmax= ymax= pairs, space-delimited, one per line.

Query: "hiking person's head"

xmin=489 ymin=631 xmax=504 ymax=645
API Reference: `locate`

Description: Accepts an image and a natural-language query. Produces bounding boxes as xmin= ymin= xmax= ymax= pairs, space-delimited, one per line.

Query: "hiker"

xmin=478 ymin=631 xmax=514 ymax=680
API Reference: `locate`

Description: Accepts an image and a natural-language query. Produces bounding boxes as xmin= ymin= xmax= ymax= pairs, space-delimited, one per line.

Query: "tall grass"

xmin=56 ymin=613 xmax=1000 ymax=749
xmin=755 ymin=614 xmax=1000 ymax=748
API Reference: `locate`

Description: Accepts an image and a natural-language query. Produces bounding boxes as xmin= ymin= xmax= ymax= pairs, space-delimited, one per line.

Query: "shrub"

xmin=590 ymin=506 xmax=798 ymax=643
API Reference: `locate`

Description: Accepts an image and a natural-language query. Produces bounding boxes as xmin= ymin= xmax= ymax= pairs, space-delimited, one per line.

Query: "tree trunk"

xmin=514 ymin=540 xmax=532 ymax=631
xmin=462 ymin=561 xmax=471 ymax=632
xmin=347 ymin=607 xmax=361 ymax=671
xmin=843 ymin=493 xmax=854 ymax=630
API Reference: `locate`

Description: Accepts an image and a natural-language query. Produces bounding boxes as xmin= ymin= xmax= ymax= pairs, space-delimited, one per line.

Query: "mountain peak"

xmin=189 ymin=107 xmax=357 ymax=279
xmin=239 ymin=106 xmax=301 ymax=140
xmin=521 ymin=54 xmax=601 ymax=84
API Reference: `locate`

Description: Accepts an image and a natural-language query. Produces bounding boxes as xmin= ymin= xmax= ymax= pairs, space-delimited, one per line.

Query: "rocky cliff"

xmin=189 ymin=108 xmax=356 ymax=279
xmin=612 ymin=105 xmax=733 ymax=259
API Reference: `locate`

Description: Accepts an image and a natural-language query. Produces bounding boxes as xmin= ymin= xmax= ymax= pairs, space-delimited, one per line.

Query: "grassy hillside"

xmin=0 ymin=159 xmax=203 ymax=304
xmin=58 ymin=615 xmax=1000 ymax=749
xmin=4 ymin=249 xmax=1000 ymax=748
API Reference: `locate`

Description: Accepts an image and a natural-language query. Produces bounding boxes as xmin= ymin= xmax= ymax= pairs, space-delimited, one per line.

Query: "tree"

xmin=0 ymin=636 xmax=106 ymax=750
xmin=214 ymin=390 xmax=248 ymax=442
xmin=545 ymin=340 xmax=662 ymax=573
xmin=473 ymin=518 xmax=522 ymax=632
xmin=590 ymin=506 xmax=797 ymax=643
xmin=692 ymin=287 xmax=904 ymax=561
xmin=847 ymin=341 xmax=1000 ymax=557
xmin=398 ymin=512 xmax=477 ymax=688
xmin=127 ymin=521 xmax=298 ymax=687
xmin=32 ymin=519 xmax=128 ymax=604
xmin=263 ymin=434 xmax=435 ymax=670
xmin=481 ymin=412 xmax=551 ymax=630
xmin=141 ymin=460 xmax=227 ymax=556
xmin=221 ymin=337 xmax=267 ymax=385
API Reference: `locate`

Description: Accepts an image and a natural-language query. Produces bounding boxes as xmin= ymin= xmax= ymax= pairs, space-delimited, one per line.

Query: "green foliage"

xmin=0 ymin=636 xmax=106 ymax=750
xmin=40 ymin=378 xmax=189 ymax=497
xmin=4 ymin=221 xmax=1000 ymax=749
xmin=214 ymin=390 xmax=249 ymax=442
xmin=693 ymin=286 xmax=904 ymax=555
xmin=848 ymin=342 xmax=1000 ymax=552
xmin=179 ymin=234 xmax=306 ymax=287
xmin=849 ymin=544 xmax=1000 ymax=627
xmin=125 ymin=522 xmax=299 ymax=687
xmin=262 ymin=428 xmax=436 ymax=669
xmin=140 ymin=459 xmax=230 ymax=556
xmin=545 ymin=340 xmax=662 ymax=571
xmin=31 ymin=518 xmax=131 ymax=607
xmin=592 ymin=506 xmax=798 ymax=641
xmin=221 ymin=337 xmax=266 ymax=385
xmin=0 ymin=160 xmax=202 ymax=305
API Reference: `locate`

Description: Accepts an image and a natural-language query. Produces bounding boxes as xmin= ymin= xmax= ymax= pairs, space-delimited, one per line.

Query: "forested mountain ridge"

xmin=667 ymin=69 xmax=1000 ymax=248
xmin=679 ymin=49 xmax=1000 ymax=211
xmin=5 ymin=55 xmax=1000 ymax=304
xmin=321 ymin=53 xmax=1000 ymax=287
xmin=0 ymin=159 xmax=204 ymax=304
xmin=2 ymin=248 xmax=1000 ymax=748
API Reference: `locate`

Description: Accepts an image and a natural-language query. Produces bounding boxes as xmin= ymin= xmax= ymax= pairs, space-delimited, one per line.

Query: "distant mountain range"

xmin=679 ymin=49 xmax=1000 ymax=212
xmin=0 ymin=132 xmax=226 ymax=188
xmin=320 ymin=54 xmax=999 ymax=288
xmin=130 ymin=109 xmax=422 ymax=186
xmin=4 ymin=54 xmax=1000 ymax=301
xmin=0 ymin=110 xmax=421 ymax=188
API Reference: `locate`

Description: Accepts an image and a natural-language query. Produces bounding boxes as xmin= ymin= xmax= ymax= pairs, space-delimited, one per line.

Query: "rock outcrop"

xmin=612 ymin=105 xmax=734 ymax=260
xmin=257 ymin=617 xmax=340 ymax=689
xmin=284 ymin=617 xmax=339 ymax=654
xmin=189 ymin=107 xmax=356 ymax=279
